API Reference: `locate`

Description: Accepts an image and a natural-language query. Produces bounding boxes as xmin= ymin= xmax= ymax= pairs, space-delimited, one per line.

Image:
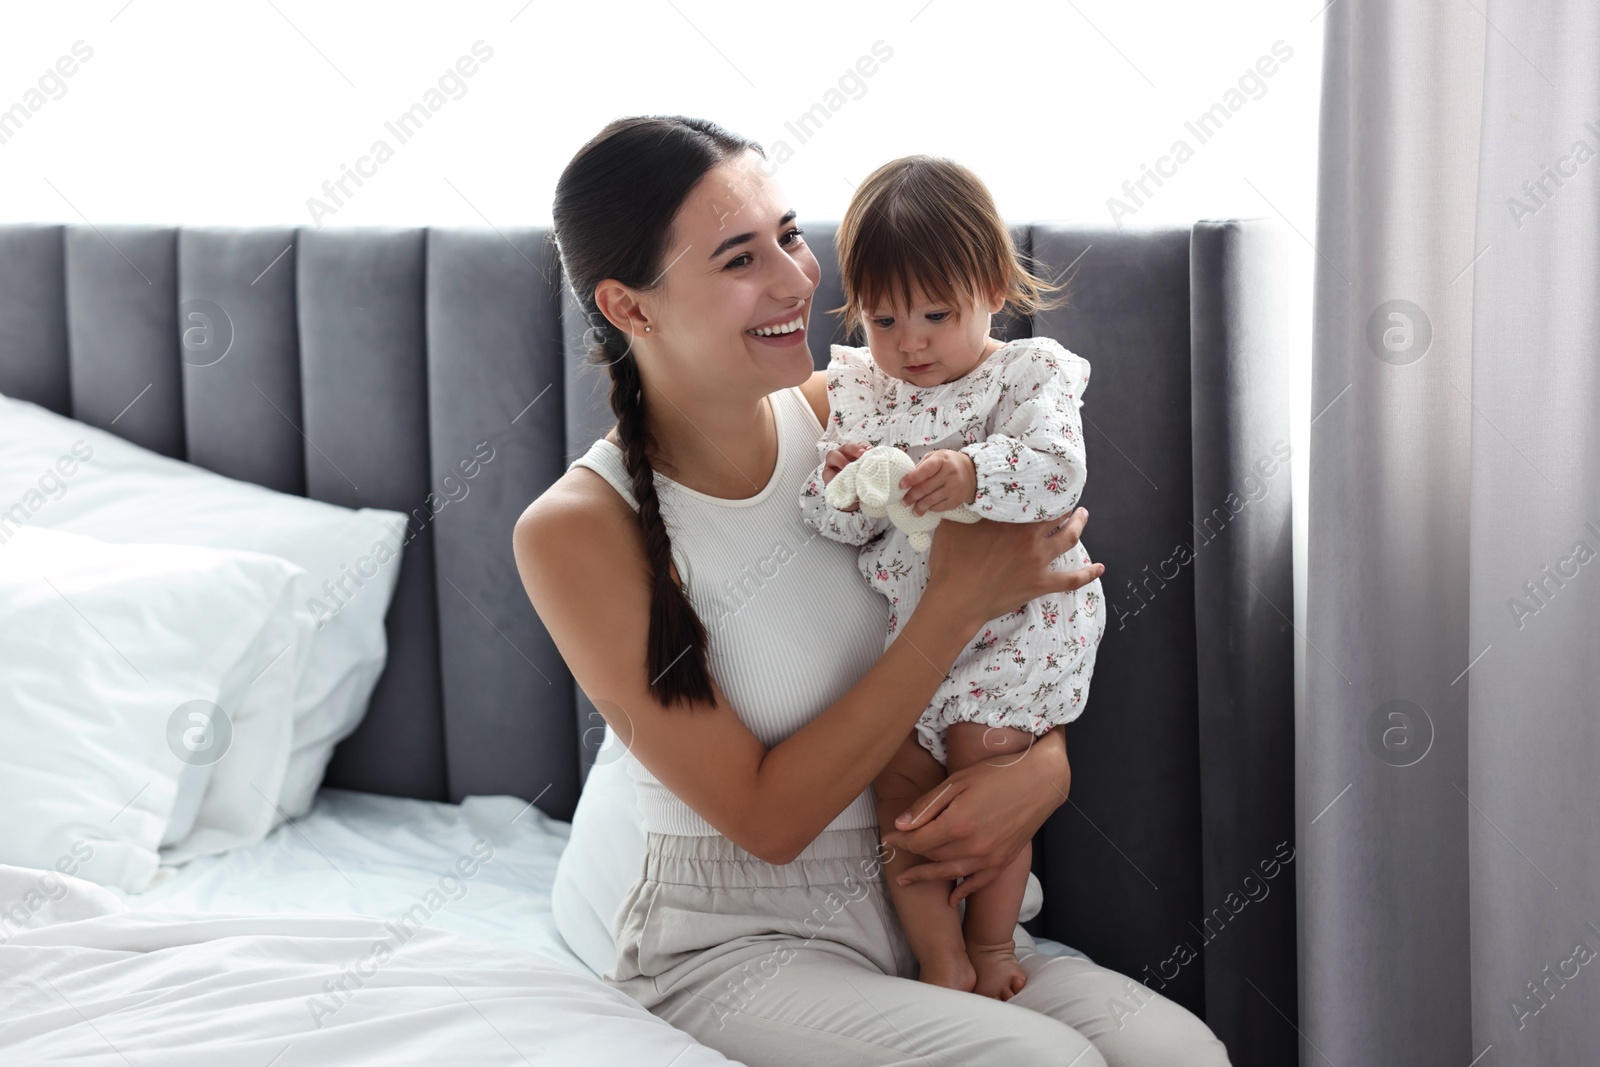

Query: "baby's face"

xmin=861 ymin=281 xmax=1004 ymax=387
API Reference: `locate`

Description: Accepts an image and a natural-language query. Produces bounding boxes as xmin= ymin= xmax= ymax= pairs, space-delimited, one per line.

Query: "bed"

xmin=0 ymin=218 xmax=1297 ymax=1066
xmin=2 ymin=793 xmax=724 ymax=1065
xmin=4 ymin=787 xmax=1088 ymax=1064
xmin=106 ymin=789 xmax=588 ymax=974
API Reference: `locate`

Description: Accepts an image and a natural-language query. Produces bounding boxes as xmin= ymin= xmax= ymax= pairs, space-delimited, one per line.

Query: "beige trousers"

xmin=604 ymin=827 xmax=1233 ymax=1067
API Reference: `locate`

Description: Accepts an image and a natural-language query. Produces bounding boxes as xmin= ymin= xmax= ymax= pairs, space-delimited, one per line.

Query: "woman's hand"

xmin=879 ymin=727 xmax=1071 ymax=906
xmin=924 ymin=507 xmax=1101 ymax=633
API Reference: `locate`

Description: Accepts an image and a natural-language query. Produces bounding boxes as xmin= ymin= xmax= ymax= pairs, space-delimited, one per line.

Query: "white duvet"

xmin=0 ymin=864 xmax=737 ymax=1066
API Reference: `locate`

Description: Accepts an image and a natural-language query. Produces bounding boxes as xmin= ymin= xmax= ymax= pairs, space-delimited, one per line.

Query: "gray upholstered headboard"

xmin=0 ymin=219 xmax=1296 ymax=1064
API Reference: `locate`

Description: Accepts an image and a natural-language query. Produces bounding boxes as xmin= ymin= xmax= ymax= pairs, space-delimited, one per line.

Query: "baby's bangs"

xmin=850 ymin=241 xmax=976 ymax=319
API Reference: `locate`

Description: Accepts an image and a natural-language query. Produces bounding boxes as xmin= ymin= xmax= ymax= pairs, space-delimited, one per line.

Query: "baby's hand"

xmin=899 ymin=449 xmax=977 ymax=516
xmin=821 ymin=441 xmax=869 ymax=486
xmin=821 ymin=441 xmax=870 ymax=511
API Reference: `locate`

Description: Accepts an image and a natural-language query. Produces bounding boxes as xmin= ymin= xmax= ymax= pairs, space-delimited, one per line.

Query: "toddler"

xmin=799 ymin=155 xmax=1106 ymax=1000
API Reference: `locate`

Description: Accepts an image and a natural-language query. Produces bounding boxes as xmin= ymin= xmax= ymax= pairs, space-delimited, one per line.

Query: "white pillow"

xmin=0 ymin=394 xmax=405 ymax=823
xmin=0 ymin=526 xmax=315 ymax=891
xmin=160 ymin=760 xmax=208 ymax=849
xmin=551 ymin=726 xmax=1052 ymax=978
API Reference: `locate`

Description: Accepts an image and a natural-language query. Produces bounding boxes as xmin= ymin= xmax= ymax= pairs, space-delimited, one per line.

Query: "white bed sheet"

xmin=110 ymin=786 xmax=1087 ymax=974
xmin=2 ymin=856 xmax=738 ymax=1067
xmin=108 ymin=787 xmax=591 ymax=976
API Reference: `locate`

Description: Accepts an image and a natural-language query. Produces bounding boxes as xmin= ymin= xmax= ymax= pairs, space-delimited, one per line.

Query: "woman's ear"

xmin=594 ymin=279 xmax=651 ymax=337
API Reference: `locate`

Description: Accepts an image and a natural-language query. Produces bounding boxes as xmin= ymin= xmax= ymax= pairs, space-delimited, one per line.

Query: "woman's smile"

xmin=745 ymin=304 xmax=810 ymax=348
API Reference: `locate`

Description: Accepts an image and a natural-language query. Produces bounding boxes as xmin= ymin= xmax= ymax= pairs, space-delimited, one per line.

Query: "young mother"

xmin=514 ymin=115 xmax=1232 ymax=1066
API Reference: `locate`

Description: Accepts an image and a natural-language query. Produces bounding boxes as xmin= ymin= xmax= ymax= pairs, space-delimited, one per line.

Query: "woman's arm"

xmin=513 ymin=469 xmax=1097 ymax=866
xmin=880 ymin=725 xmax=1072 ymax=906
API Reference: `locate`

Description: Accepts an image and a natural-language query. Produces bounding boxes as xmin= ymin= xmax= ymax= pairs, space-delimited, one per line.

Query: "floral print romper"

xmin=799 ymin=336 xmax=1106 ymax=765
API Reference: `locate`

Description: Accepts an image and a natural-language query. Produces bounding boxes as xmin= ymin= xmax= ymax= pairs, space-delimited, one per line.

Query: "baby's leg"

xmin=944 ymin=722 xmax=1037 ymax=1001
xmin=872 ymin=733 xmax=975 ymax=992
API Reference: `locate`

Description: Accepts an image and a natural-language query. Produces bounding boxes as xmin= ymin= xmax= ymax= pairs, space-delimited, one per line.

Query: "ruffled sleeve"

xmin=798 ymin=345 xmax=891 ymax=545
xmin=822 ymin=344 xmax=883 ymax=440
xmin=958 ymin=338 xmax=1091 ymax=523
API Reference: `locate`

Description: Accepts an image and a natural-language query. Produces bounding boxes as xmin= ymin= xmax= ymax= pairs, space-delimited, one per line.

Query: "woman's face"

xmin=637 ymin=150 xmax=821 ymax=400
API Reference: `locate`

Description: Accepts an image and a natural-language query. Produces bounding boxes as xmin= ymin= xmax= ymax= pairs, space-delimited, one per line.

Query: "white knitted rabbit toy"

xmin=824 ymin=444 xmax=981 ymax=552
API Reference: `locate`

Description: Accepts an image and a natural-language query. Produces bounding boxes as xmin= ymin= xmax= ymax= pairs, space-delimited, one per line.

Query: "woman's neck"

xmin=610 ymin=385 xmax=778 ymax=500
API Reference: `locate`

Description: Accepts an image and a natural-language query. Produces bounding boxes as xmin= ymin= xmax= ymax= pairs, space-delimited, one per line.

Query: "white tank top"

xmin=567 ymin=385 xmax=890 ymax=836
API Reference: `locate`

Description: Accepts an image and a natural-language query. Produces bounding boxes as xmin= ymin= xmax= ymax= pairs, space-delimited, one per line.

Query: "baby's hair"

xmin=832 ymin=155 xmax=1069 ymax=340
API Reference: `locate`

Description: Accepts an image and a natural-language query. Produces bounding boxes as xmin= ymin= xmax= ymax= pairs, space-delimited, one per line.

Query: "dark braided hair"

xmin=551 ymin=115 xmax=764 ymax=709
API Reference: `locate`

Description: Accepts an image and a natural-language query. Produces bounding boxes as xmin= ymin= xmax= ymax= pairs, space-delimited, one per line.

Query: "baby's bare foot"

xmin=966 ymin=939 xmax=1028 ymax=1001
xmin=917 ymin=946 xmax=977 ymax=993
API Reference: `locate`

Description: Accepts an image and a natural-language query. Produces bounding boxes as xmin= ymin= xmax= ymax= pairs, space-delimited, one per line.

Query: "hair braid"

xmin=605 ymin=345 xmax=715 ymax=707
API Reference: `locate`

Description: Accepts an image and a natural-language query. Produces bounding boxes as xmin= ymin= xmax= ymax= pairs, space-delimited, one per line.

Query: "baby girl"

xmin=799 ymin=155 xmax=1106 ymax=1000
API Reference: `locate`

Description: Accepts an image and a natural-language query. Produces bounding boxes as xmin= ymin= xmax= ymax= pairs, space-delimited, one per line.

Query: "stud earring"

xmin=643 ymin=326 xmax=652 ymax=333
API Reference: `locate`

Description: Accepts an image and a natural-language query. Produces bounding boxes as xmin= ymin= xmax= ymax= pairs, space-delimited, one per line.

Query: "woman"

xmin=514 ymin=115 xmax=1232 ymax=1066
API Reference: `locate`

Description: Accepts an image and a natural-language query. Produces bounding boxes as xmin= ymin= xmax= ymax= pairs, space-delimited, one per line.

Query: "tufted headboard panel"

xmin=0 ymin=219 xmax=1296 ymax=1063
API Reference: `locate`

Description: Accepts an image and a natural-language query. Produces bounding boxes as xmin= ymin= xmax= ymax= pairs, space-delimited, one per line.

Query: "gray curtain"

xmin=1307 ymin=1 xmax=1599 ymax=1063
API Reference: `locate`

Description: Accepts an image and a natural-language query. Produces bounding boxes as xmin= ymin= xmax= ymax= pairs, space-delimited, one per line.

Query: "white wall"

xmin=1 ymin=0 xmax=1323 ymax=231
